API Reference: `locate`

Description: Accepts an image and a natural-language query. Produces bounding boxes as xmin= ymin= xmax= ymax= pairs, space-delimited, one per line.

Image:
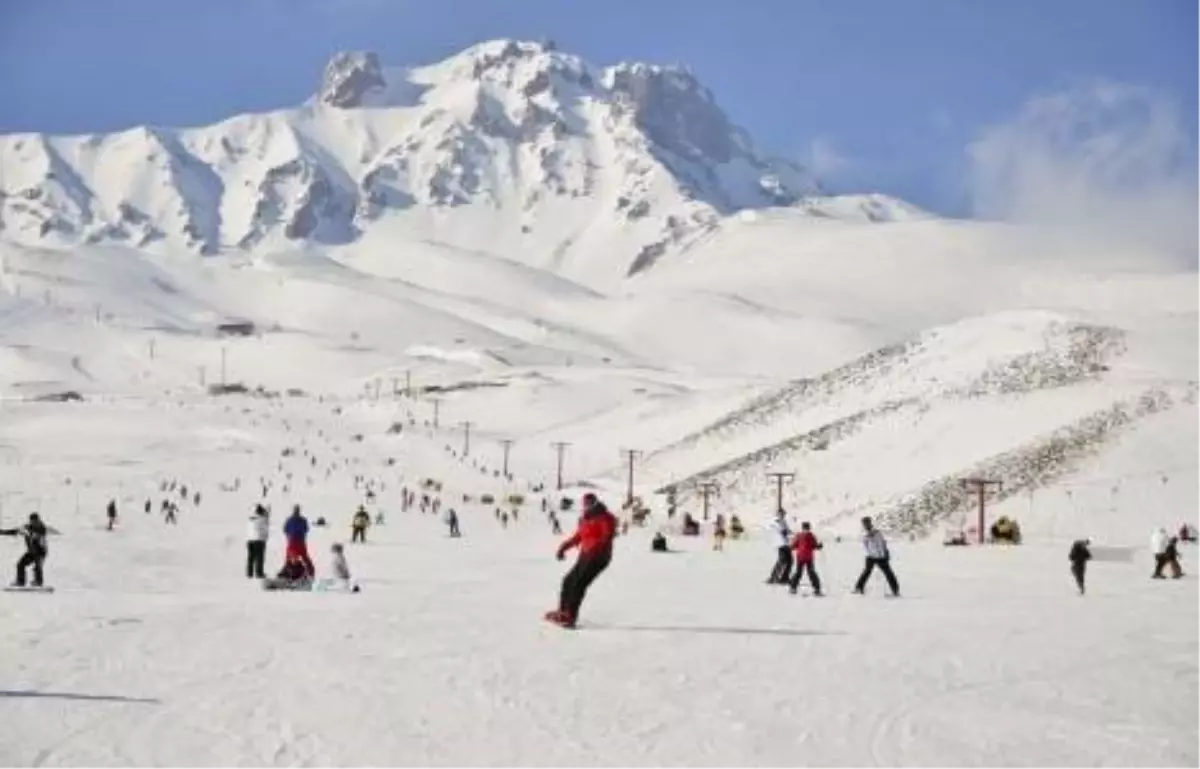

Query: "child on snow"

xmin=314 ymin=543 xmax=360 ymax=593
xmin=263 ymin=554 xmax=313 ymax=591
xmin=789 ymin=522 xmax=823 ymax=596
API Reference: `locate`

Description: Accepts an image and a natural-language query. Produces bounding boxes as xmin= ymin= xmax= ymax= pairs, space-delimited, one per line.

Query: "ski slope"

xmin=0 ymin=395 xmax=1195 ymax=767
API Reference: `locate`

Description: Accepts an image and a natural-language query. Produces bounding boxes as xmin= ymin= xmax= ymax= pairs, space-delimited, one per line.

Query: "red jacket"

xmin=791 ymin=531 xmax=821 ymax=562
xmin=559 ymin=507 xmax=618 ymax=557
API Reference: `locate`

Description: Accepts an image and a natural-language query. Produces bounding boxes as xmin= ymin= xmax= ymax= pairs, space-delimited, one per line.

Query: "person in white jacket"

xmin=317 ymin=543 xmax=360 ymax=592
xmin=853 ymin=516 xmax=900 ymax=597
xmin=245 ymin=504 xmax=269 ymax=579
xmin=766 ymin=511 xmax=794 ymax=585
xmin=1151 ymin=528 xmax=1170 ymax=578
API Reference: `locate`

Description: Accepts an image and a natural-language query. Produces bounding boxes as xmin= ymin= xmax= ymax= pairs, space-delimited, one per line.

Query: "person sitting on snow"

xmin=330 ymin=543 xmax=351 ymax=581
xmin=277 ymin=555 xmax=308 ymax=581
xmin=651 ymin=531 xmax=669 ymax=552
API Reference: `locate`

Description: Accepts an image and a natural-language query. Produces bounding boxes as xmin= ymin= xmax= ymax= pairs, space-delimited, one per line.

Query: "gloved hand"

xmin=556 ymin=548 xmax=566 ymax=561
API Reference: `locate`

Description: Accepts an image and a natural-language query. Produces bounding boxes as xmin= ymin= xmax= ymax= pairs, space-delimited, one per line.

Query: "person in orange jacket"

xmin=545 ymin=493 xmax=618 ymax=628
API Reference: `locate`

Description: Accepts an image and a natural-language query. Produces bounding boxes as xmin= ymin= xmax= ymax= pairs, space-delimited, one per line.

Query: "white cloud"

xmin=966 ymin=81 xmax=1197 ymax=266
xmin=801 ymin=136 xmax=851 ymax=183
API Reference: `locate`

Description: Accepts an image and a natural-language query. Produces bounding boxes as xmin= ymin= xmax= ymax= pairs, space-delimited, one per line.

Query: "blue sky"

xmin=0 ymin=0 xmax=1195 ymax=217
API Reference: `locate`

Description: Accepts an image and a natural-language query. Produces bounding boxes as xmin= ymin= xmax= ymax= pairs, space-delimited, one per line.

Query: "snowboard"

xmin=262 ymin=578 xmax=313 ymax=592
xmin=4 ymin=585 xmax=55 ymax=593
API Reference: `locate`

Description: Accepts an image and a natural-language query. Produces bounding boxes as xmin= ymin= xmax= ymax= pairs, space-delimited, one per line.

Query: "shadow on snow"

xmin=586 ymin=624 xmax=845 ymax=637
xmin=0 ymin=689 xmax=159 ymax=704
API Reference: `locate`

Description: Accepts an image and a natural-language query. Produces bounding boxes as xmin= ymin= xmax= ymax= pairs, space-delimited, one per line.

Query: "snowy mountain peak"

xmin=0 ymin=39 xmax=924 ymax=285
xmin=319 ymin=51 xmax=386 ymax=108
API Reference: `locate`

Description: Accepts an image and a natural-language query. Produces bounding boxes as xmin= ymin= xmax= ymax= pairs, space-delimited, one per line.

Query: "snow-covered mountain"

xmin=0 ymin=40 xmax=926 ymax=286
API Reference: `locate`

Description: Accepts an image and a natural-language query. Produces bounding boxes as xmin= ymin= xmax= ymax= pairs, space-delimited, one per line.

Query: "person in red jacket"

xmin=545 ymin=493 xmax=618 ymax=628
xmin=788 ymin=521 xmax=823 ymax=596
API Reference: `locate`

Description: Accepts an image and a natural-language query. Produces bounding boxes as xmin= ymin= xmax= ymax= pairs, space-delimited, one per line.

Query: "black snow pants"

xmin=246 ymin=540 xmax=266 ymax=579
xmin=768 ymin=546 xmax=793 ymax=584
xmin=854 ymin=557 xmax=900 ymax=595
xmin=788 ymin=560 xmax=822 ymax=594
xmin=15 ymin=551 xmax=45 ymax=587
xmin=559 ymin=548 xmax=612 ymax=621
xmin=1070 ymin=562 xmax=1087 ymax=594
xmin=351 ymin=526 xmax=366 ymax=543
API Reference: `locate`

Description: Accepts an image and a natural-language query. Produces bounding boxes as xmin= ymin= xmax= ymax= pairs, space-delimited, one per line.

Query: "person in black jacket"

xmin=1068 ymin=539 xmax=1091 ymax=595
xmin=1 ymin=513 xmax=50 ymax=587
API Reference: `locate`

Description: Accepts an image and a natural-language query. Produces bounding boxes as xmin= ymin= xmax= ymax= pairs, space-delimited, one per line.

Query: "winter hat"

xmin=582 ymin=492 xmax=599 ymax=509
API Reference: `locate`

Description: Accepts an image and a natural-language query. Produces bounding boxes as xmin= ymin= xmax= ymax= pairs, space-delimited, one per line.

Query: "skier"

xmin=246 ymin=504 xmax=269 ymax=579
xmin=351 ymin=506 xmax=370 ymax=544
xmin=1 ymin=513 xmax=49 ymax=588
xmin=766 ymin=510 xmax=793 ymax=584
xmin=548 ymin=511 xmax=562 ymax=535
xmin=853 ymin=516 xmax=900 ymax=597
xmin=713 ymin=514 xmax=727 ymax=551
xmin=144 ymin=499 xmax=151 ymax=515
xmin=789 ymin=522 xmax=823 ymax=596
xmin=546 ymin=493 xmax=618 ymax=629
xmin=446 ymin=508 xmax=461 ymax=538
xmin=106 ymin=499 xmax=118 ymax=531
xmin=164 ymin=502 xmax=177 ymax=525
xmin=283 ymin=505 xmax=315 ymax=577
xmin=1069 ymin=538 xmax=1092 ymax=595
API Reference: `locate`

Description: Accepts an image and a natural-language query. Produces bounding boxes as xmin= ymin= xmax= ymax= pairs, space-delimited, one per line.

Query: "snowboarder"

xmin=283 ymin=505 xmax=315 ymax=577
xmin=106 ymin=499 xmax=118 ymax=531
xmin=351 ymin=506 xmax=370 ymax=543
xmin=265 ymin=554 xmax=312 ymax=591
xmin=766 ymin=510 xmax=793 ymax=584
xmin=144 ymin=499 xmax=151 ymax=515
xmin=789 ymin=522 xmax=823 ymax=596
xmin=546 ymin=493 xmax=618 ymax=629
xmin=446 ymin=508 xmax=461 ymax=538
xmin=853 ymin=516 xmax=900 ymax=597
xmin=246 ymin=504 xmax=269 ymax=579
xmin=164 ymin=502 xmax=177 ymax=525
xmin=1 ymin=513 xmax=49 ymax=588
xmin=1069 ymin=538 xmax=1092 ymax=594
xmin=1164 ymin=536 xmax=1184 ymax=579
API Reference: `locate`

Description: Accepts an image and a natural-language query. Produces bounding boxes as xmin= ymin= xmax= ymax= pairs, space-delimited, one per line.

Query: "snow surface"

xmin=0 ymin=395 xmax=1195 ymax=766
